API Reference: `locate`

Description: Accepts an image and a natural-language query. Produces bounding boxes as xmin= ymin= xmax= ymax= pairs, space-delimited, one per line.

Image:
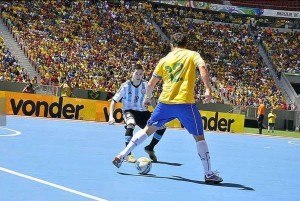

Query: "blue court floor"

xmin=0 ymin=115 xmax=300 ymax=201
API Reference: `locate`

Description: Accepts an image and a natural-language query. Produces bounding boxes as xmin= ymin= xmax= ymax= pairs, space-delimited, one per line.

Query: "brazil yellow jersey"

xmin=268 ymin=112 xmax=276 ymax=124
xmin=60 ymin=83 xmax=72 ymax=97
xmin=154 ymin=48 xmax=205 ymax=104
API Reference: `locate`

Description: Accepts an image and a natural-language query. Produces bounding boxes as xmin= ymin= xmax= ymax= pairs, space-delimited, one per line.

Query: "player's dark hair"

xmin=132 ymin=64 xmax=144 ymax=71
xmin=170 ymin=33 xmax=187 ymax=48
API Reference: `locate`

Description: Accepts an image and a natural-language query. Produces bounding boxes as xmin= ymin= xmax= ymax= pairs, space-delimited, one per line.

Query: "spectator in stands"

xmin=22 ymin=79 xmax=35 ymax=94
xmin=0 ymin=35 xmax=27 ymax=83
xmin=2 ymin=0 xmax=168 ymax=96
xmin=60 ymin=77 xmax=73 ymax=97
xmin=0 ymin=0 xmax=288 ymax=109
xmin=31 ymin=76 xmax=38 ymax=84
xmin=262 ymin=29 xmax=300 ymax=74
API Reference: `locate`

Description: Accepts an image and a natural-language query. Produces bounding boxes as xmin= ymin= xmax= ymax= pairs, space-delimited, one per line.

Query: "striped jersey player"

xmin=109 ymin=64 xmax=166 ymax=163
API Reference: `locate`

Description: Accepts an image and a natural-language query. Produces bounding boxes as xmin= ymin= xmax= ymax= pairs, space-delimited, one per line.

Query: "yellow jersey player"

xmin=112 ymin=33 xmax=223 ymax=183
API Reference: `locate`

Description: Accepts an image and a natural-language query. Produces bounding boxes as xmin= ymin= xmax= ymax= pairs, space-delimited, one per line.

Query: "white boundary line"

xmin=288 ymin=141 xmax=300 ymax=145
xmin=0 ymin=127 xmax=21 ymax=137
xmin=6 ymin=115 xmax=300 ymax=140
xmin=0 ymin=166 xmax=108 ymax=201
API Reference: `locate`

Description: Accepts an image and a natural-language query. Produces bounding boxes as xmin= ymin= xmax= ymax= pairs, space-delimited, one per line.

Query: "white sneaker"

xmin=205 ymin=171 xmax=223 ymax=184
xmin=112 ymin=154 xmax=124 ymax=168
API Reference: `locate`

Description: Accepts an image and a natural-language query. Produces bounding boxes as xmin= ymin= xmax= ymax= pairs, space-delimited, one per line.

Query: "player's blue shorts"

xmin=147 ymin=102 xmax=204 ymax=136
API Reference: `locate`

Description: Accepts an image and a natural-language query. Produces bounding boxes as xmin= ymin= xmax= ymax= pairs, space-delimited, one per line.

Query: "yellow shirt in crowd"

xmin=60 ymin=83 xmax=72 ymax=97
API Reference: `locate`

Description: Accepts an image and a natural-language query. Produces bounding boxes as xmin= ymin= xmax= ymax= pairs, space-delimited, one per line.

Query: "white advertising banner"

xmin=150 ymin=0 xmax=300 ymax=19
xmin=263 ymin=10 xmax=300 ymax=19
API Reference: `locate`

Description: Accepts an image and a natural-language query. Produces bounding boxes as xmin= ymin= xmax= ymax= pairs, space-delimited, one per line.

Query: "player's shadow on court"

xmin=117 ymin=172 xmax=254 ymax=191
xmin=154 ymin=161 xmax=183 ymax=166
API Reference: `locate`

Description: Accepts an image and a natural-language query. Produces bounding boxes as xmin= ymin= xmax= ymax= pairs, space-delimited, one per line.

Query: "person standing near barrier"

xmin=267 ymin=109 xmax=276 ymax=133
xmin=109 ymin=64 xmax=166 ymax=163
xmin=60 ymin=77 xmax=73 ymax=97
xmin=257 ymin=99 xmax=266 ymax=134
xmin=22 ymin=79 xmax=35 ymax=94
xmin=112 ymin=33 xmax=223 ymax=183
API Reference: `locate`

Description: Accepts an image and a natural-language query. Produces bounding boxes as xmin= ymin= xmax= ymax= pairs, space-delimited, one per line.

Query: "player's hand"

xmin=108 ymin=116 xmax=115 ymax=125
xmin=202 ymin=89 xmax=211 ymax=104
xmin=143 ymin=97 xmax=152 ymax=107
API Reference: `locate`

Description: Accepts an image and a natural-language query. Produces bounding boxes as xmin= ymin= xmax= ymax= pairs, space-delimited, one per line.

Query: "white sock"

xmin=196 ymin=140 xmax=212 ymax=176
xmin=120 ymin=129 xmax=148 ymax=158
xmin=268 ymin=126 xmax=270 ymax=131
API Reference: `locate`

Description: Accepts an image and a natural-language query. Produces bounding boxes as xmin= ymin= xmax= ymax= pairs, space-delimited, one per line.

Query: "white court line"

xmin=9 ymin=115 xmax=299 ymax=139
xmin=0 ymin=127 xmax=21 ymax=137
xmin=0 ymin=166 xmax=108 ymax=201
xmin=288 ymin=141 xmax=300 ymax=145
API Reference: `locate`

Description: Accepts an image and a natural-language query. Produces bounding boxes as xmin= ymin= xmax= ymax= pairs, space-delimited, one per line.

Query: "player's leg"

xmin=258 ymin=115 xmax=264 ymax=134
xmin=112 ymin=103 xmax=174 ymax=168
xmin=136 ymin=111 xmax=166 ymax=162
xmin=112 ymin=125 xmax=158 ymax=168
xmin=194 ymin=134 xmax=222 ymax=183
xmin=270 ymin=123 xmax=275 ymax=133
xmin=175 ymin=104 xmax=213 ymax=176
xmin=144 ymin=126 xmax=166 ymax=162
xmin=143 ymin=103 xmax=174 ymax=162
xmin=176 ymin=103 xmax=223 ymax=183
xmin=268 ymin=123 xmax=270 ymax=132
xmin=261 ymin=116 xmax=264 ymax=134
xmin=123 ymin=111 xmax=137 ymax=163
xmin=258 ymin=120 xmax=262 ymax=134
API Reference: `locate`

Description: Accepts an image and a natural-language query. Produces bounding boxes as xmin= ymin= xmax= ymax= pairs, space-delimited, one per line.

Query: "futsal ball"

xmin=135 ymin=157 xmax=152 ymax=174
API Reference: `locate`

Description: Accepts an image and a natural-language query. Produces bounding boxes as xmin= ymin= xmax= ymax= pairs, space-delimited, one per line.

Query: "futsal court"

xmin=0 ymin=115 xmax=299 ymax=201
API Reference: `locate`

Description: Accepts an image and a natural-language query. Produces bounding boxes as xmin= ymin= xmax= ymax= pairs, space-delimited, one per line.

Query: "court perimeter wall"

xmin=0 ymin=91 xmax=245 ymax=133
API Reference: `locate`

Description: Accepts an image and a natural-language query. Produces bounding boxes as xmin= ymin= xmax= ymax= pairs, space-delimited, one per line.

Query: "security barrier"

xmin=1 ymin=91 xmax=246 ymax=133
xmin=4 ymin=91 xmax=119 ymax=121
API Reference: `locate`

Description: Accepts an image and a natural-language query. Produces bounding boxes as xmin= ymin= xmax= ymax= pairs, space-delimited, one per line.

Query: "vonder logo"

xmin=10 ymin=97 xmax=84 ymax=119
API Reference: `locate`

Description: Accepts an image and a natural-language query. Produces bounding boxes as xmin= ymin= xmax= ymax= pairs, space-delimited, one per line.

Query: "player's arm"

xmin=150 ymin=97 xmax=158 ymax=108
xmin=144 ymin=75 xmax=160 ymax=106
xmin=109 ymin=84 xmax=124 ymax=124
xmin=257 ymin=106 xmax=261 ymax=118
xmin=109 ymin=100 xmax=116 ymax=124
xmin=194 ymin=52 xmax=211 ymax=103
xmin=198 ymin=64 xmax=211 ymax=103
xmin=145 ymin=58 xmax=163 ymax=106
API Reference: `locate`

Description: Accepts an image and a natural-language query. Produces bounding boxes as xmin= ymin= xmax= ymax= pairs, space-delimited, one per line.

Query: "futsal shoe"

xmin=112 ymin=155 xmax=124 ymax=168
xmin=144 ymin=146 xmax=157 ymax=162
xmin=126 ymin=154 xmax=137 ymax=163
xmin=205 ymin=172 xmax=223 ymax=184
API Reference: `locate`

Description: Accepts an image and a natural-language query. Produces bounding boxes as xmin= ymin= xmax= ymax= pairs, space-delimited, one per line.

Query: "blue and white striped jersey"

xmin=112 ymin=80 xmax=148 ymax=111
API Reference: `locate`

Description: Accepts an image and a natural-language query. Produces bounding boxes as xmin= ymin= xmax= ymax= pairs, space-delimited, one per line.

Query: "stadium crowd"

xmin=0 ymin=35 xmax=32 ymax=82
xmin=151 ymin=3 xmax=288 ymax=109
xmin=1 ymin=1 xmax=170 ymax=96
xmin=0 ymin=0 xmax=298 ymax=109
xmin=261 ymin=28 xmax=300 ymax=74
